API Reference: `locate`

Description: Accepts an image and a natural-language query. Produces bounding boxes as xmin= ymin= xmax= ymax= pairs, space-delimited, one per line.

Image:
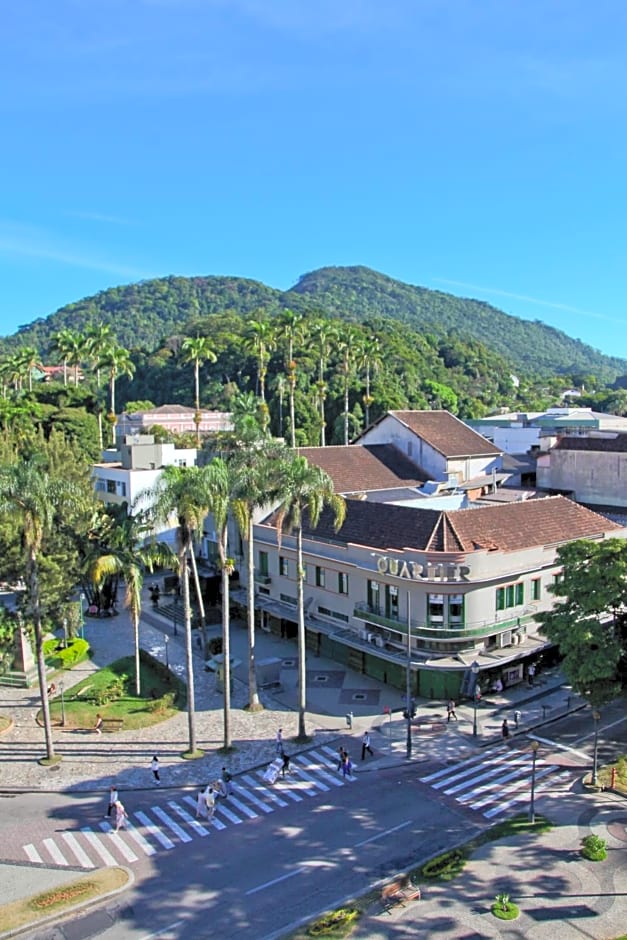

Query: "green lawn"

xmin=44 ymin=654 xmax=186 ymax=731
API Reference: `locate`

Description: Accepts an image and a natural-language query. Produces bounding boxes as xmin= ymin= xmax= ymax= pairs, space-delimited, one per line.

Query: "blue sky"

xmin=1 ymin=1 xmax=626 ymax=361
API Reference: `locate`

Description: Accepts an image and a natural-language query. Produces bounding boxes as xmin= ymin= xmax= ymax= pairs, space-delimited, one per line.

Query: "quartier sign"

xmin=374 ymin=554 xmax=470 ymax=582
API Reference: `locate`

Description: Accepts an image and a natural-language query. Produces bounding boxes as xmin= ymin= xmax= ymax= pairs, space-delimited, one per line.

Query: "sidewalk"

xmin=343 ymin=788 xmax=627 ymax=940
xmin=0 ymin=584 xmax=589 ymax=794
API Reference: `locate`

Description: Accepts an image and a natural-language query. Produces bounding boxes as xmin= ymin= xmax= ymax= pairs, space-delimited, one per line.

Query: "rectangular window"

xmin=106 ymin=480 xmax=116 ymax=494
xmin=318 ymin=606 xmax=349 ymax=623
xmin=385 ymin=584 xmax=399 ymax=619
xmin=367 ymin=580 xmax=381 ymax=611
xmin=515 ymin=582 xmax=524 ymax=605
xmin=279 ymin=556 xmax=288 ymax=577
xmin=427 ymin=593 xmax=444 ymax=624
xmin=496 ymin=587 xmax=505 ymax=611
xmin=315 ymin=566 xmax=325 ymax=588
xmin=506 ymin=585 xmax=515 ymax=607
xmin=532 ymin=578 xmax=541 ymax=601
xmin=120 ymin=482 xmax=127 ymax=498
xmin=448 ymin=594 xmax=464 ymax=624
xmin=338 ymin=572 xmax=349 ymax=595
xmin=279 ymin=592 xmax=297 ymax=606
xmin=259 ymin=551 xmax=269 ymax=576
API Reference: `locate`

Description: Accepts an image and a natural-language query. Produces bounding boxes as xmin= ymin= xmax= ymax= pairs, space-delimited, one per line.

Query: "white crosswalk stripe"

xmin=22 ymin=748 xmax=358 ymax=869
xmin=419 ymin=745 xmax=568 ymax=818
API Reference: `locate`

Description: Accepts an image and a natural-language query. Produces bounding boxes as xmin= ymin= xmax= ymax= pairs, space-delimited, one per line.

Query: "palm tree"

xmin=275 ymin=309 xmax=304 ymax=448
xmin=245 ymin=312 xmax=276 ymax=404
xmin=310 ymin=318 xmax=338 ymax=446
xmin=61 ymin=329 xmax=87 ymax=387
xmin=231 ymin=440 xmax=287 ymax=711
xmin=181 ymin=336 xmax=217 ymax=445
xmin=0 ymin=462 xmax=79 ymax=763
xmin=89 ymin=511 xmax=176 ymax=695
xmin=85 ymin=323 xmax=116 ymax=449
xmin=148 ymin=465 xmax=216 ymax=757
xmin=203 ymin=457 xmax=237 ymax=750
xmin=96 ymin=344 xmax=135 ymax=445
xmin=275 ymin=455 xmax=345 ymax=739
xmin=50 ymin=328 xmax=77 ymax=387
xmin=18 ymin=346 xmax=40 ymax=392
xmin=358 ymin=334 xmax=382 ymax=428
xmin=336 ymin=329 xmax=359 ymax=445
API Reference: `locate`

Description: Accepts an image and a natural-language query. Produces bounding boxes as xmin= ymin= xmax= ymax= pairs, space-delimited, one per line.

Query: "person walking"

xmin=196 ymin=789 xmax=208 ymax=819
xmin=502 ymin=718 xmax=510 ymax=740
xmin=204 ymin=786 xmax=216 ymax=821
xmin=513 ymin=710 xmax=521 ymax=729
xmin=275 ymin=728 xmax=283 ymax=756
xmin=280 ymin=750 xmax=291 ymax=778
xmin=341 ymin=752 xmax=353 ymax=779
xmin=113 ymin=800 xmax=128 ymax=833
xmin=527 ymin=663 xmax=536 ymax=686
xmin=337 ymin=746 xmax=347 ymax=771
xmin=221 ymin=766 xmax=233 ymax=796
xmin=151 ymin=755 xmax=160 ymax=783
xmin=105 ymin=785 xmax=118 ymax=818
xmin=446 ymin=699 xmax=458 ymax=722
xmin=361 ymin=731 xmax=374 ymax=760
xmin=94 ymin=713 xmax=103 ymax=735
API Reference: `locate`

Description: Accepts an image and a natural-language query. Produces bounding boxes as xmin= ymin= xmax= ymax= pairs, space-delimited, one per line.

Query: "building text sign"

xmin=374 ymin=554 xmax=470 ymax=582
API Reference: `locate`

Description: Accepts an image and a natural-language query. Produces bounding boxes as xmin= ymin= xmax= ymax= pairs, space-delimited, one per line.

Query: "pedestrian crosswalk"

xmin=22 ymin=745 xmax=357 ymax=870
xmin=418 ymin=744 xmax=570 ymax=819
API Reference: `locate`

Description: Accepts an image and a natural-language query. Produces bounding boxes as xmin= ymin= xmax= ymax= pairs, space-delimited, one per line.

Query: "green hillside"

xmin=2 ymin=266 xmax=625 ymax=381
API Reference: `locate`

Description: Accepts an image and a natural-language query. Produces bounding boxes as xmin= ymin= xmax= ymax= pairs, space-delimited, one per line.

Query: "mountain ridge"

xmin=2 ymin=265 xmax=625 ymax=381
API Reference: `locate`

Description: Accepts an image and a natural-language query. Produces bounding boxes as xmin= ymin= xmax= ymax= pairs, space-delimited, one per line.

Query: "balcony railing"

xmin=353 ymin=602 xmax=534 ymax=640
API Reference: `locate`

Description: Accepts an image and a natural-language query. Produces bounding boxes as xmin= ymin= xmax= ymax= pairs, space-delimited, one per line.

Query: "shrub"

xmin=492 ymin=893 xmax=520 ymax=921
xmin=581 ymin=834 xmax=607 ymax=861
xmin=307 ymin=907 xmax=359 ymax=937
xmin=146 ymin=691 xmax=177 ymax=714
xmin=93 ymin=675 xmax=127 ymax=706
xmin=421 ymin=849 xmax=466 ymax=880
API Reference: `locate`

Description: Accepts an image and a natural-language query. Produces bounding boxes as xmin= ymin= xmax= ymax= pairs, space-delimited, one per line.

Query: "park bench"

xmin=380 ymin=878 xmax=421 ymax=914
xmin=101 ymin=717 xmax=124 ymax=733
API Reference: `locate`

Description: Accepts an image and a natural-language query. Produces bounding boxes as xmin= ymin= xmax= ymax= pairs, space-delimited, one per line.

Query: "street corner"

xmin=0 ymin=864 xmax=134 ymax=939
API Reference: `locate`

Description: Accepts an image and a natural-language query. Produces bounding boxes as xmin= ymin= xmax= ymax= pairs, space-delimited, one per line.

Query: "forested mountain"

xmin=2 ymin=266 xmax=625 ymax=382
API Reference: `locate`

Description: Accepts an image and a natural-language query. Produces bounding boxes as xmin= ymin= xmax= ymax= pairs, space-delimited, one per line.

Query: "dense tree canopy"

xmin=538 ymin=538 xmax=627 ymax=707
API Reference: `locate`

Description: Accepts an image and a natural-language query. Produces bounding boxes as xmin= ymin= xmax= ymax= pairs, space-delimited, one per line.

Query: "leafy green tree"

xmin=275 ymin=456 xmax=346 ymax=739
xmin=89 ymin=511 xmax=176 ymax=695
xmin=0 ymin=461 xmax=88 ymax=762
xmin=538 ymin=538 xmax=627 ymax=706
xmin=181 ymin=336 xmax=217 ymax=445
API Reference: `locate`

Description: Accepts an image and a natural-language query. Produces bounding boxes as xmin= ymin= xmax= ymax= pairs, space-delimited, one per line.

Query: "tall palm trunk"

xmin=29 ymin=551 xmax=55 ymax=761
xmin=181 ymin=541 xmax=198 ymax=754
xmin=246 ymin=515 xmax=261 ymax=709
xmin=189 ymin=550 xmax=208 ymax=656
xmin=296 ymin=526 xmax=307 ymax=738
xmin=219 ymin=531 xmax=232 ymax=749
xmin=132 ymin=607 xmax=141 ymax=696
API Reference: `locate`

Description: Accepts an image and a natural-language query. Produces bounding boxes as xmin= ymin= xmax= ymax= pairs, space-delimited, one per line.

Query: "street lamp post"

xmin=529 ymin=740 xmax=539 ymax=823
xmin=406 ymin=592 xmax=412 ymax=760
xmin=62 ymin=618 xmax=68 ymax=649
xmin=592 ymin=710 xmax=601 ymax=786
xmin=471 ymin=660 xmax=480 ymax=737
xmin=59 ymin=680 xmax=66 ymax=728
xmin=164 ymin=634 xmax=170 ymax=672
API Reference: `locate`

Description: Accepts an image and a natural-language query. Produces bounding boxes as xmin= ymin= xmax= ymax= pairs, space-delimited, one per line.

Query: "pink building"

xmin=116 ymin=404 xmax=232 ymax=438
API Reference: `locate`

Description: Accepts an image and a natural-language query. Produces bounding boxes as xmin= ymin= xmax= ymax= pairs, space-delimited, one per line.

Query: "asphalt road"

xmin=7 ymin=705 xmax=626 ymax=940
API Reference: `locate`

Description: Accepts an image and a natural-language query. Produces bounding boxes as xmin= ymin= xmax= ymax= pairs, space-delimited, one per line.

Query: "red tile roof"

xmin=296 ymin=444 xmax=426 ymax=493
xmin=383 ymin=410 xmax=502 ymax=458
xmin=292 ymin=495 xmax=622 ymax=554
